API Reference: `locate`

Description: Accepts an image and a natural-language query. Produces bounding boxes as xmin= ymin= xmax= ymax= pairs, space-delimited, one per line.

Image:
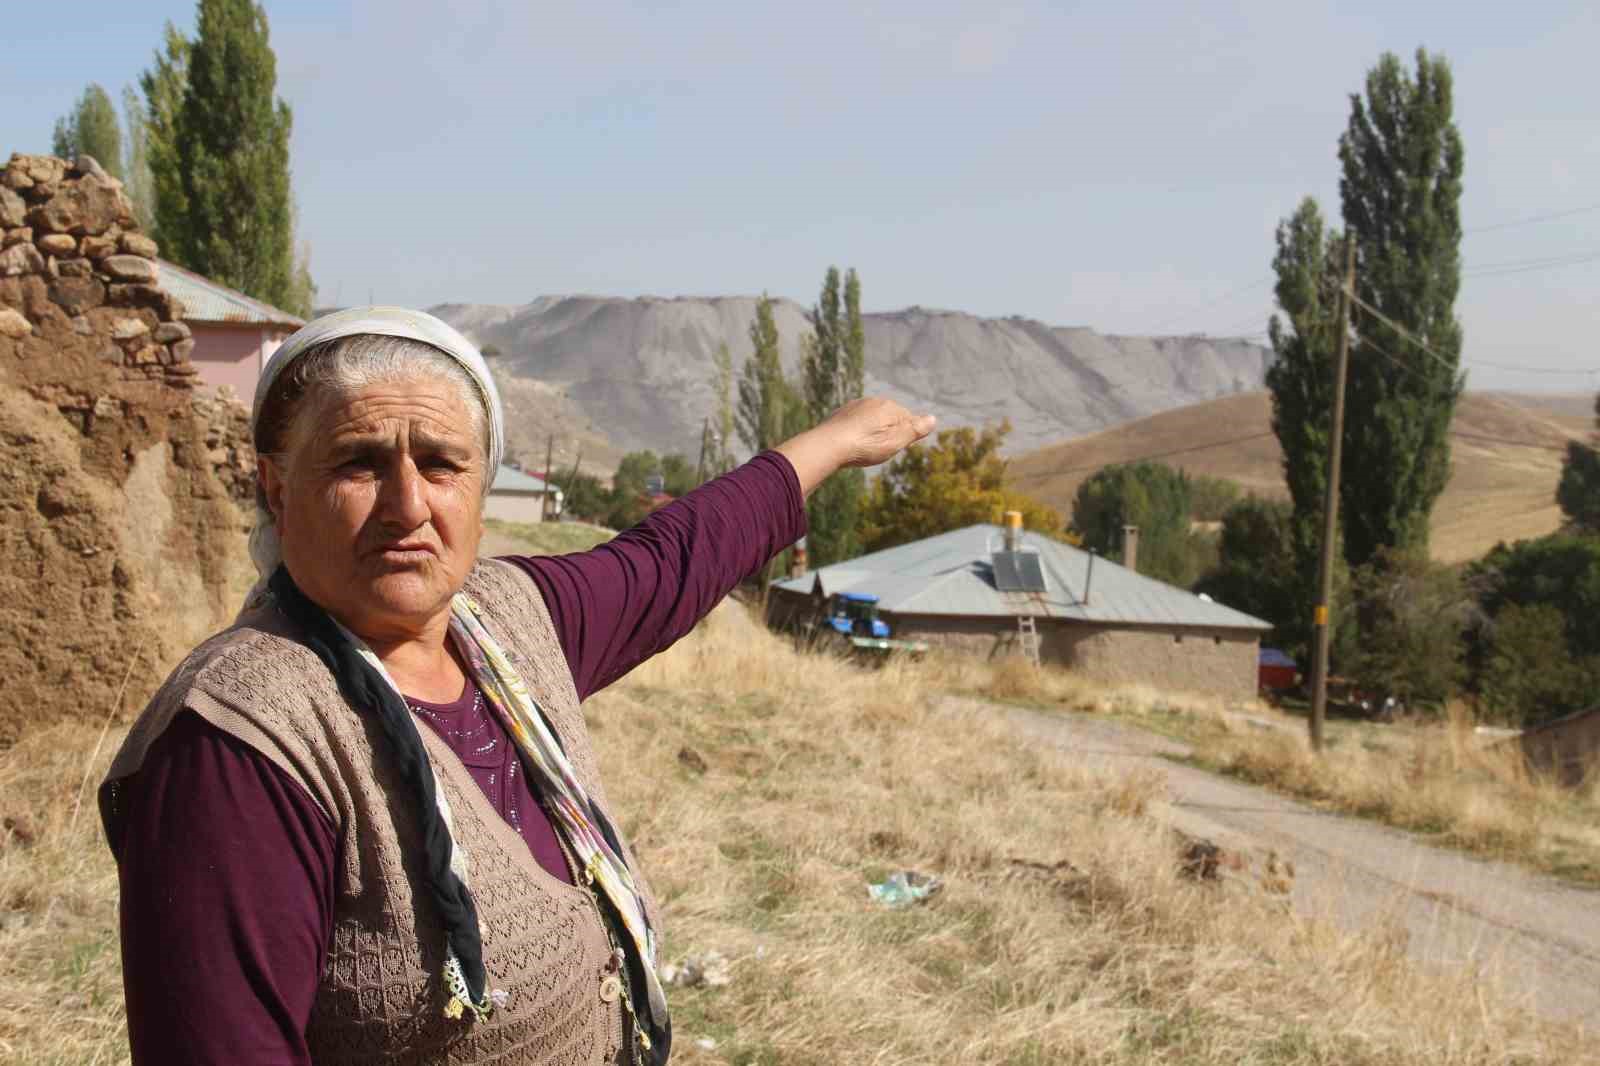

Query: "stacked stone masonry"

xmin=0 ymin=152 xmax=256 ymax=747
xmin=0 ymin=153 xmax=201 ymax=391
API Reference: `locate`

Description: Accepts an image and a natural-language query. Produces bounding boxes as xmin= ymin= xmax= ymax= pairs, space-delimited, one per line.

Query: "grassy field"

xmin=481 ymin=517 xmax=616 ymax=556
xmin=1006 ymin=391 xmax=1582 ymax=564
xmin=1 ymin=611 xmax=1590 ymax=1064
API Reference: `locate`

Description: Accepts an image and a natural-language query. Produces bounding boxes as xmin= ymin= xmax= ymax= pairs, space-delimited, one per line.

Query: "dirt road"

xmin=986 ymin=701 xmax=1600 ymax=1028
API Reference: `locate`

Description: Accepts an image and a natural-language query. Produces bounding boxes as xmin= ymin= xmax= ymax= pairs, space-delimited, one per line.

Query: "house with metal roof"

xmin=156 ymin=259 xmax=305 ymax=405
xmin=487 ymin=465 xmax=564 ymax=523
xmin=770 ymin=518 xmax=1272 ymax=700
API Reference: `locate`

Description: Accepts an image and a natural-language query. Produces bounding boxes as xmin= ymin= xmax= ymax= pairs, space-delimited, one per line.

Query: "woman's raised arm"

xmin=506 ymin=398 xmax=933 ymax=700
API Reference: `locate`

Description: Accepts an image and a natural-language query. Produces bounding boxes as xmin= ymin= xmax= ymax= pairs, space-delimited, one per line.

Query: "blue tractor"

xmin=821 ymin=592 xmax=927 ymax=655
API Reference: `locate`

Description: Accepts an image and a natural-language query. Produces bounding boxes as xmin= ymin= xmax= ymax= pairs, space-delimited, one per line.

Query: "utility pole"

xmin=539 ymin=433 xmax=554 ymax=523
xmin=1309 ymin=237 xmax=1357 ymax=752
xmin=694 ymin=417 xmax=710 ymax=486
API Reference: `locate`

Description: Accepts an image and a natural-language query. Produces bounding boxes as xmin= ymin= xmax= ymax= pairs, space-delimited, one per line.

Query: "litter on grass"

xmin=867 ymin=870 xmax=944 ymax=907
xmin=660 ymin=950 xmax=733 ymax=988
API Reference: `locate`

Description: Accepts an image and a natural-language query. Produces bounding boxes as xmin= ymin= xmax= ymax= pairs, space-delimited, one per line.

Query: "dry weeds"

xmin=981 ymin=662 xmax=1600 ymax=888
xmin=0 ymin=608 xmax=1589 ymax=1064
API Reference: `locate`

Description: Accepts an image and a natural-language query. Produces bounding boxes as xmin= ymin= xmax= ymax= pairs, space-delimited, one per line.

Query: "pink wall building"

xmin=156 ymin=260 xmax=304 ymax=407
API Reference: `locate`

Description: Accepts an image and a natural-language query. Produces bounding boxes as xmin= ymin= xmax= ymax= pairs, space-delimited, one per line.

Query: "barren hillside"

xmin=1006 ymin=391 xmax=1581 ymax=563
xmin=431 ymin=296 xmax=1270 ymax=457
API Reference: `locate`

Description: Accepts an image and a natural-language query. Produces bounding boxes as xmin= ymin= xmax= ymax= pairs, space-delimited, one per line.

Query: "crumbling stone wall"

xmin=0 ymin=153 xmax=256 ymax=747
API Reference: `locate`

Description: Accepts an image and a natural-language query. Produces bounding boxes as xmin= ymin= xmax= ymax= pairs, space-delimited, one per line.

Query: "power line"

xmin=1464 ymin=250 xmax=1600 ymax=280
xmin=1465 ymin=202 xmax=1600 ymax=235
xmin=1140 ymin=274 xmax=1273 ymax=337
xmin=1345 ymin=291 xmax=1458 ymax=374
xmin=1349 ymin=289 xmax=1599 ymax=377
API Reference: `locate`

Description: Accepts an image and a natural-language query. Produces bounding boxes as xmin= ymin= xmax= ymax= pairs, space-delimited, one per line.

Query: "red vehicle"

xmin=1258 ymin=648 xmax=1298 ymax=695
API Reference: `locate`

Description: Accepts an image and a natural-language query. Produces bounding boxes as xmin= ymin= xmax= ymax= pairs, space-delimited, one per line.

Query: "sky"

xmin=3 ymin=0 xmax=1597 ymax=393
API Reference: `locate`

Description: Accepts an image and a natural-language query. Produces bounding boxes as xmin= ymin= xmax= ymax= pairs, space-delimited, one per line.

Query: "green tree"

xmin=1472 ymin=535 xmax=1600 ymax=662
xmin=52 ymin=84 xmax=124 ymax=179
xmin=712 ymin=341 xmax=736 ymax=474
xmin=737 ymin=294 xmax=802 ymax=454
xmin=1266 ymin=198 xmax=1348 ymax=589
xmin=121 ymin=86 xmax=156 ymax=233
xmin=1346 ymin=549 xmax=1471 ymax=706
xmin=1556 ymin=394 xmax=1600 ymax=532
xmin=603 ymin=450 xmax=661 ymax=530
xmin=1195 ymin=498 xmax=1304 ymax=652
xmin=659 ymin=453 xmax=696 ymax=498
xmin=859 ymin=422 xmax=1063 ymax=553
xmin=1189 ymin=475 xmax=1242 ymax=523
xmin=139 ymin=23 xmax=191 ymax=253
xmin=146 ymin=1 xmax=311 ymax=315
xmin=800 ymin=267 xmax=868 ymax=566
xmin=1071 ymin=462 xmax=1215 ymax=587
xmin=1337 ymin=49 xmax=1465 ymax=567
xmin=556 ymin=471 xmax=609 ymax=523
xmin=1480 ymin=604 xmax=1600 ymax=726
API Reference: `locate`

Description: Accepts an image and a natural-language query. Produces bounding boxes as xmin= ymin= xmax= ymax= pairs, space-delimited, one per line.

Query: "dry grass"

xmin=985 ymin=664 xmax=1600 ymax=888
xmin=1 ymin=611 xmax=1589 ymax=1064
xmin=1200 ymin=708 xmax=1600 ymax=886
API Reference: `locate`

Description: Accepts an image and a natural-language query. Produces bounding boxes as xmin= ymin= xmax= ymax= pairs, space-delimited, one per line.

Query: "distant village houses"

xmin=769 ymin=517 xmax=1272 ymax=701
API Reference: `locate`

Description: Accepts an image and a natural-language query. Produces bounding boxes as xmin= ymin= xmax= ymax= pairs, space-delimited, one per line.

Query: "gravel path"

xmin=979 ymin=700 xmax=1600 ymax=1028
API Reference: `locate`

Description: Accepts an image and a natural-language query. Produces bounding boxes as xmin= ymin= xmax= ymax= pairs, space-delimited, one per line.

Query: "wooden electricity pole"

xmin=694 ymin=417 xmax=711 ymax=486
xmin=1308 ymin=237 xmax=1357 ymax=752
xmin=539 ymin=434 xmax=554 ymax=522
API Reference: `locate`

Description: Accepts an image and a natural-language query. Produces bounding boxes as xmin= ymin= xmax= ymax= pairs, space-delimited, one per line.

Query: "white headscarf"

xmin=247 ymin=306 xmax=505 ymax=583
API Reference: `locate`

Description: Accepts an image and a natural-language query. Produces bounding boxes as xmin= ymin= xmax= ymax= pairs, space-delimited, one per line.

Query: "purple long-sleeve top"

xmin=109 ymin=453 xmax=805 ymax=1065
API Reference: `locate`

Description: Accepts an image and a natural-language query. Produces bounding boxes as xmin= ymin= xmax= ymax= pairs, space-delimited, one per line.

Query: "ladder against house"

xmin=1016 ymin=614 xmax=1041 ymax=667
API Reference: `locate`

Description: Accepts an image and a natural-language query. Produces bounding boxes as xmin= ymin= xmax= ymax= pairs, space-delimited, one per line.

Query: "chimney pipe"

xmin=1004 ymin=510 xmax=1023 ymax=552
xmin=790 ymin=538 xmax=808 ymax=580
xmin=1122 ymin=525 xmax=1140 ymax=575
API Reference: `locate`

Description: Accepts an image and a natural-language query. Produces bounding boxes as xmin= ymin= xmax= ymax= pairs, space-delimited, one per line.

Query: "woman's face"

xmin=260 ymin=376 xmax=486 ymax=644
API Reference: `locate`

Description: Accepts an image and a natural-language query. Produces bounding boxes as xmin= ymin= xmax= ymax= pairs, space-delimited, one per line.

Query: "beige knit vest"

xmin=102 ymin=559 xmax=657 ymax=1066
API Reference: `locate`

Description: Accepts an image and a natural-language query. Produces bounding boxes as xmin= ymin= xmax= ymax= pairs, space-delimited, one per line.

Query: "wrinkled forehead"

xmin=298 ymin=378 xmax=486 ymax=458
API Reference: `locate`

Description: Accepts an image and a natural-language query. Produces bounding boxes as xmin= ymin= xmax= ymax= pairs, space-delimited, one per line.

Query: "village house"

xmin=768 ymin=517 xmax=1272 ymax=701
xmin=486 ymin=465 xmax=564 ymax=523
xmin=156 ymin=259 xmax=304 ymax=405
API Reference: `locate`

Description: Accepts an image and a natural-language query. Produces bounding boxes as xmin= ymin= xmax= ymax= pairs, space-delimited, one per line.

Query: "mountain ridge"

xmin=430 ymin=294 xmax=1273 ymax=461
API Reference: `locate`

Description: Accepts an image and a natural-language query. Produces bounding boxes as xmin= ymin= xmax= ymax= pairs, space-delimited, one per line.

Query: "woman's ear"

xmin=258 ymin=454 xmax=287 ymax=525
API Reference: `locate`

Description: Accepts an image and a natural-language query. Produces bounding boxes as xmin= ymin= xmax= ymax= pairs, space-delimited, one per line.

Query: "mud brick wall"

xmin=0 ymin=153 xmax=255 ymax=747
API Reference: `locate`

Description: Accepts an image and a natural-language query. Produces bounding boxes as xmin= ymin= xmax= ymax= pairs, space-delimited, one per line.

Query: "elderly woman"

xmin=99 ymin=308 xmax=932 ymax=1066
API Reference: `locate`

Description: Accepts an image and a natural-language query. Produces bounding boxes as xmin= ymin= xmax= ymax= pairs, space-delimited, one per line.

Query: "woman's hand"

xmin=776 ymin=397 xmax=936 ymax=497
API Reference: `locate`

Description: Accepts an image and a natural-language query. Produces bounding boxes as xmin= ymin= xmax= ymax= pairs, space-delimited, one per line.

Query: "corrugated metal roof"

xmin=156 ymin=259 xmax=306 ymax=328
xmin=491 ymin=465 xmax=562 ymax=497
xmin=774 ymin=524 xmax=1271 ymax=631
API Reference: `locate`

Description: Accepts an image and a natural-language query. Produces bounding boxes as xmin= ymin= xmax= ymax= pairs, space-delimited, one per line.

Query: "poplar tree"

xmin=799 ymin=267 xmax=867 ymax=565
xmin=138 ymin=24 xmax=190 ymax=248
xmin=121 ymin=87 xmax=156 ymax=233
xmin=146 ymin=0 xmax=310 ymax=315
xmin=51 ymin=85 xmax=125 ymax=179
xmin=1337 ymin=49 xmax=1464 ymax=567
xmin=737 ymin=295 xmax=794 ymax=455
xmin=712 ymin=342 xmax=737 ymax=474
xmin=1266 ymin=198 xmax=1345 ymax=583
xmin=1268 ymin=49 xmax=1464 ymax=575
